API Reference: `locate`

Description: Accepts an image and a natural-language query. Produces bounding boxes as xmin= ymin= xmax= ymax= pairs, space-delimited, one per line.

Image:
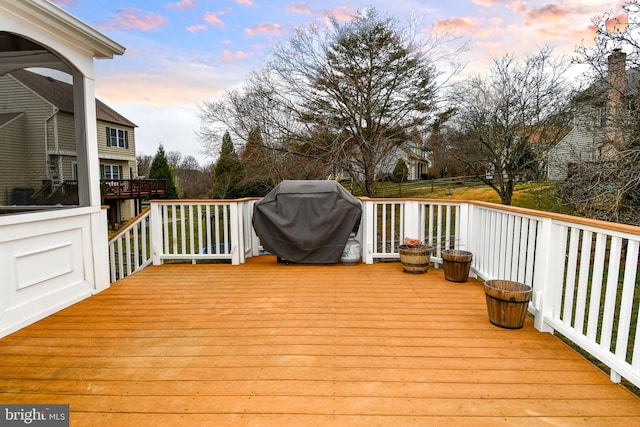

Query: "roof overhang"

xmin=0 ymin=0 xmax=125 ymax=61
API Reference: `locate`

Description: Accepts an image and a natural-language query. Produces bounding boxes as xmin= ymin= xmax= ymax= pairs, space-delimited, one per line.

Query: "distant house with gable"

xmin=0 ymin=69 xmax=164 ymax=224
xmin=547 ymin=49 xmax=639 ymax=180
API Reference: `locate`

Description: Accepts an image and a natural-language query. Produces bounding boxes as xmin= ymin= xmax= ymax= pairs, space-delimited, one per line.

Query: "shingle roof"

xmin=9 ymin=69 xmax=136 ymax=128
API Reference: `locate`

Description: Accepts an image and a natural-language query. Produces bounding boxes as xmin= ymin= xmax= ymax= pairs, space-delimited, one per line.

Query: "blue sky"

xmin=51 ymin=0 xmax=625 ymax=165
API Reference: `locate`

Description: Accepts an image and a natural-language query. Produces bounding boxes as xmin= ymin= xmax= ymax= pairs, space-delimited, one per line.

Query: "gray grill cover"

xmin=252 ymin=180 xmax=361 ymax=263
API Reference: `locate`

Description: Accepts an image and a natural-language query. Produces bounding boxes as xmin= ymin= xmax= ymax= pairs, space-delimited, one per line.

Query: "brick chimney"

xmin=602 ymin=48 xmax=627 ymax=158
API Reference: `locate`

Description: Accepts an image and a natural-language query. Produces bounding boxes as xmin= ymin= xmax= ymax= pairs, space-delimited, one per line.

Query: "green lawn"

xmin=354 ymin=179 xmax=576 ymax=216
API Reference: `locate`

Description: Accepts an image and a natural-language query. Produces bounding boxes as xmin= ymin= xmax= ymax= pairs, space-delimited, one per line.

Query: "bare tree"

xmin=448 ymin=47 xmax=573 ymax=205
xmin=136 ymin=154 xmax=153 ymax=177
xmin=199 ymin=8 xmax=464 ymax=196
xmin=559 ymin=1 xmax=640 ymax=224
xmin=166 ymin=151 xmax=182 ymax=169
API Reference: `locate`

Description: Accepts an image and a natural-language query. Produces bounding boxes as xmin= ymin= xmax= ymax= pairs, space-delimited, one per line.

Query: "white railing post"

xmin=93 ymin=207 xmax=110 ymax=293
xmin=458 ymin=203 xmax=470 ymax=250
xmin=362 ymin=199 xmax=375 ymax=264
xmin=404 ymin=200 xmax=420 ymax=242
xmin=532 ymin=217 xmax=567 ymax=333
xmin=250 ymin=200 xmax=261 ymax=257
xmin=150 ymin=201 xmax=163 ymax=266
xmin=230 ymin=202 xmax=242 ymax=265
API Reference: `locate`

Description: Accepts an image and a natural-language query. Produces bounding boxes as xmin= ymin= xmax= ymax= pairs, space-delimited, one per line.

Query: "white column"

xmin=73 ymin=72 xmax=101 ymax=208
xmin=532 ymin=217 xmax=566 ymax=333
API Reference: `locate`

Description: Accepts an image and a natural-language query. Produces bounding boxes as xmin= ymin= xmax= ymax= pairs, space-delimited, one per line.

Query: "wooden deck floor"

xmin=1 ymin=255 xmax=640 ymax=426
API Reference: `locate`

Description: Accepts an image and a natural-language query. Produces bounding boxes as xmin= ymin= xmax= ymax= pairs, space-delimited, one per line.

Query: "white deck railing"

xmin=108 ymin=197 xmax=640 ymax=389
xmin=108 ymin=208 xmax=153 ymax=283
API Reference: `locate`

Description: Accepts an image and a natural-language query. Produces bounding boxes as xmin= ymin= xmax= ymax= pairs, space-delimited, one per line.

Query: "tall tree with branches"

xmin=199 ymin=8 xmax=463 ymax=196
xmin=449 ymin=47 xmax=572 ymax=205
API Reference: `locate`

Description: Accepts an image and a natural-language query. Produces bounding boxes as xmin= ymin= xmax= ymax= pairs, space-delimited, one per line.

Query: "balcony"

xmin=1 ymin=196 xmax=639 ymax=423
xmin=2 ymin=255 xmax=639 ymax=424
xmin=107 ymin=198 xmax=640 ymax=387
xmin=100 ymin=179 xmax=167 ymax=201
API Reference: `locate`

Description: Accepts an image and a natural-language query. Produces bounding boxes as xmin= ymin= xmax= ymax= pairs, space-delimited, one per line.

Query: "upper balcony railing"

xmin=108 ymin=196 xmax=640 ymax=390
xmin=101 ymin=179 xmax=166 ymax=201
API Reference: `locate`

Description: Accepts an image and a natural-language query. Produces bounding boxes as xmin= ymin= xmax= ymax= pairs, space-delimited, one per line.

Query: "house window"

xmin=72 ymin=162 xmax=78 ymax=180
xmin=599 ymin=106 xmax=607 ymax=127
xmin=101 ymin=164 xmax=123 ymax=180
xmin=106 ymin=127 xmax=129 ymax=148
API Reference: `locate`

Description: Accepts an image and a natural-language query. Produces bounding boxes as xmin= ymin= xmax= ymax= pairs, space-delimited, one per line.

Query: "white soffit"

xmin=0 ymin=0 xmax=125 ymax=59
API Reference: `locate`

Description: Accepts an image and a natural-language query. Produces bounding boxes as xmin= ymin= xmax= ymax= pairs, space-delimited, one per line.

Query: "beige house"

xmin=0 ymin=69 xmax=139 ymax=222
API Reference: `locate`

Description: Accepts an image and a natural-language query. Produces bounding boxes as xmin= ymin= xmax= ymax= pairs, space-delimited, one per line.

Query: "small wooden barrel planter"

xmin=442 ymin=249 xmax=473 ymax=282
xmin=399 ymin=245 xmax=432 ymax=274
xmin=484 ymin=279 xmax=532 ymax=329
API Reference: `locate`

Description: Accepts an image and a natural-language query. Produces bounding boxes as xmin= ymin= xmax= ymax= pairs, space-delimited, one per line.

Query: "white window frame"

xmin=101 ymin=164 xmax=123 ymax=180
xmin=107 ymin=127 xmax=129 ymax=148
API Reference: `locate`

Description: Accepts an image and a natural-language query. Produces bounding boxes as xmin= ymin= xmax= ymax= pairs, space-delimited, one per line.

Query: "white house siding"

xmin=56 ymin=112 xmax=76 ymax=152
xmin=0 ymin=75 xmax=54 ymax=196
xmin=55 ymin=112 xmax=79 ymax=182
xmin=547 ymin=126 xmax=599 ymax=180
xmin=0 ymin=114 xmax=27 ymax=205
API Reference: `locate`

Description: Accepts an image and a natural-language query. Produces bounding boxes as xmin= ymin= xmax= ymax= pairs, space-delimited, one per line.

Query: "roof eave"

xmin=3 ymin=0 xmax=125 ymax=59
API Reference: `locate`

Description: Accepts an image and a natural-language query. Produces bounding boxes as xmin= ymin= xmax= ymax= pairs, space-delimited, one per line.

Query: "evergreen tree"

xmin=212 ymin=131 xmax=243 ymax=198
xmin=392 ymin=158 xmax=409 ymax=183
xmin=149 ymin=144 xmax=178 ymax=199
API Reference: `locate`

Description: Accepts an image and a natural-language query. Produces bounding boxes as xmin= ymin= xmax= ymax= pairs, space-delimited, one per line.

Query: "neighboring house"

xmin=547 ymin=49 xmax=639 ymax=180
xmin=402 ymin=141 xmax=431 ymax=180
xmin=0 ymin=70 xmax=137 ymax=222
xmin=0 ymin=69 xmax=163 ymax=225
xmin=377 ymin=141 xmax=431 ymax=181
xmin=0 ymin=0 xmax=125 ymax=338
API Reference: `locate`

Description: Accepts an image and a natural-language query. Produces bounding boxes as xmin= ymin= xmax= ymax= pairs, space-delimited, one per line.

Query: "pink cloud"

xmin=234 ymin=0 xmax=255 ymax=6
xmin=433 ymin=17 xmax=479 ymax=35
xmin=507 ymin=1 xmax=526 ymax=14
xmin=204 ymin=11 xmax=226 ymax=28
xmin=99 ymin=8 xmax=168 ymax=32
xmin=474 ymin=26 xmax=504 ymax=39
xmin=472 ymin=0 xmax=510 ymax=6
xmin=324 ymin=6 xmax=356 ymax=23
xmin=166 ymin=0 xmax=196 ymax=10
xmin=287 ymin=3 xmax=313 ymax=15
xmin=606 ymin=13 xmax=628 ymax=33
xmin=522 ymin=3 xmax=592 ymax=27
xmin=186 ymin=24 xmax=207 ymax=33
xmin=221 ymin=49 xmax=254 ymax=64
xmin=245 ymin=23 xmax=287 ymax=37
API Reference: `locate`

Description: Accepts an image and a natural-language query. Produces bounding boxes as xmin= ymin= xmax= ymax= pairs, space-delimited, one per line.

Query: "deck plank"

xmin=1 ymin=255 xmax=640 ymax=426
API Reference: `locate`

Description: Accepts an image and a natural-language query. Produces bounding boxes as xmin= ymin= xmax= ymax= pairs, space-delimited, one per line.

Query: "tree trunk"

xmin=500 ymin=180 xmax=514 ymax=205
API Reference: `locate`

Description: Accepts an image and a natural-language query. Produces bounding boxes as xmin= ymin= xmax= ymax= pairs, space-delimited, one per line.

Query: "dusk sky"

xmin=51 ymin=0 xmax=626 ymax=166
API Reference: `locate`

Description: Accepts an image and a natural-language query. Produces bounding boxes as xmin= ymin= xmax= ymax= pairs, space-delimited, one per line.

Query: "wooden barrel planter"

xmin=484 ymin=280 xmax=532 ymax=329
xmin=442 ymin=249 xmax=473 ymax=282
xmin=399 ymin=245 xmax=432 ymax=274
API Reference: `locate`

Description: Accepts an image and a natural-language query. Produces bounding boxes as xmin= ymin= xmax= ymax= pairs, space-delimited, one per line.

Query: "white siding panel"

xmin=0 ymin=115 xmax=27 ymax=205
xmin=0 ymin=74 xmax=54 ymax=191
xmin=547 ymin=126 xmax=599 ymax=180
